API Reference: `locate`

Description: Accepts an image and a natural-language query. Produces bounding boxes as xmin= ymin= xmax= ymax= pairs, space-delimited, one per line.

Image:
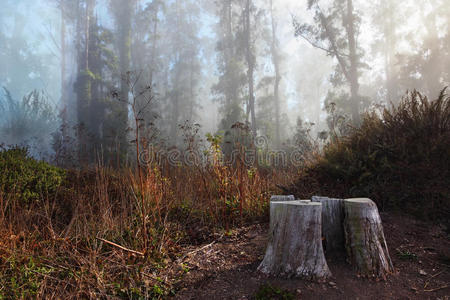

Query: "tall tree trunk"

xmin=85 ymin=0 xmax=90 ymax=73
xmin=169 ymin=0 xmax=181 ymax=141
xmin=189 ymin=56 xmax=195 ymax=121
xmin=149 ymin=5 xmax=159 ymax=89
xmin=60 ymin=1 xmax=67 ymax=135
xmin=89 ymin=16 xmax=103 ymax=145
xmin=75 ymin=0 xmax=82 ymax=131
xmin=346 ymin=0 xmax=360 ymax=124
xmin=245 ymin=0 xmax=256 ymax=135
xmin=383 ymin=0 xmax=397 ymax=103
xmin=270 ymin=0 xmax=281 ymax=147
xmin=169 ymin=79 xmax=180 ymax=141
xmin=75 ymin=0 xmax=94 ymax=162
xmin=226 ymin=0 xmax=237 ymax=123
xmin=83 ymin=0 xmax=94 ymax=161
xmin=116 ymin=0 xmax=133 ymax=158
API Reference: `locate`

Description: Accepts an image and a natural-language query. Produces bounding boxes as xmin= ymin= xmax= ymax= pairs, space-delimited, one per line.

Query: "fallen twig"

xmin=424 ymin=285 xmax=449 ymax=292
xmin=424 ymin=270 xmax=444 ymax=289
xmin=96 ymin=237 xmax=144 ymax=257
xmin=177 ymin=234 xmax=224 ymax=263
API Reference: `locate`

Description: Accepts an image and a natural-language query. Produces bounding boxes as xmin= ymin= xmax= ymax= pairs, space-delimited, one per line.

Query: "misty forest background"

xmin=1 ymin=0 xmax=449 ymax=162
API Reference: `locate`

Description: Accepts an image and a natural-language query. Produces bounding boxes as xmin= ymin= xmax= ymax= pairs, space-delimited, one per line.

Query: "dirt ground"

xmin=170 ymin=213 xmax=450 ymax=300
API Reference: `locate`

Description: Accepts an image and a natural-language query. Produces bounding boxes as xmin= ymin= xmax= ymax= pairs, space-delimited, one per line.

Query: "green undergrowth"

xmin=0 ymin=147 xmax=66 ymax=205
xmin=292 ymin=89 xmax=450 ymax=225
xmin=0 ymin=255 xmax=54 ymax=299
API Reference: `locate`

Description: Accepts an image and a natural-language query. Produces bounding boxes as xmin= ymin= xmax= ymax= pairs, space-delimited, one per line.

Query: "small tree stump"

xmin=258 ymin=200 xmax=331 ymax=280
xmin=312 ymin=196 xmax=345 ymax=256
xmin=344 ymin=198 xmax=394 ymax=278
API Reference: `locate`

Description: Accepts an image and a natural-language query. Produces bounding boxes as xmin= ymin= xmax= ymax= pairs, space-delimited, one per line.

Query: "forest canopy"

xmin=0 ymin=0 xmax=449 ymax=161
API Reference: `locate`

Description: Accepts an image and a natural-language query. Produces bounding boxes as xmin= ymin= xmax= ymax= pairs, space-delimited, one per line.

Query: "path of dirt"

xmin=171 ymin=213 xmax=450 ymax=299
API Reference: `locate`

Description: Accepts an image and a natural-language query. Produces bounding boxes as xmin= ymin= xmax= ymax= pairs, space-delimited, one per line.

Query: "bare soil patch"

xmin=171 ymin=213 xmax=450 ymax=299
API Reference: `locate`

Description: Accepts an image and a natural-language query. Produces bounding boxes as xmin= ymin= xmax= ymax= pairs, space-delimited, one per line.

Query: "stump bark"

xmin=344 ymin=198 xmax=394 ymax=278
xmin=311 ymin=196 xmax=345 ymax=256
xmin=258 ymin=200 xmax=331 ymax=279
xmin=268 ymin=196 xmax=296 ymax=239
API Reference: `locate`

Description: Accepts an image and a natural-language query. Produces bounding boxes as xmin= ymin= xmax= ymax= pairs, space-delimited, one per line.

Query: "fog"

xmin=0 ymin=0 xmax=449 ymax=162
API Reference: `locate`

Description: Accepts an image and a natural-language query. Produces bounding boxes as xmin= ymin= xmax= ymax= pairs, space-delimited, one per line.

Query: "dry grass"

xmin=0 ymin=146 xmax=296 ymax=298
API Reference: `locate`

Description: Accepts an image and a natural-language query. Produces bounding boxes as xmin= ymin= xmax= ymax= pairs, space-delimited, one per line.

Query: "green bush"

xmin=293 ymin=89 xmax=450 ymax=222
xmin=0 ymin=147 xmax=66 ymax=205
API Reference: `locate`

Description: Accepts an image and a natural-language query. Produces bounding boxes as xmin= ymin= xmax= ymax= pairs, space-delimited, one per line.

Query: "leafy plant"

xmin=0 ymin=147 xmax=66 ymax=205
xmin=0 ymin=255 xmax=54 ymax=299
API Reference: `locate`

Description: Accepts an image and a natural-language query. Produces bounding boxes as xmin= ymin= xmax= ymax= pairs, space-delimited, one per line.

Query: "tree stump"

xmin=311 ymin=196 xmax=345 ymax=256
xmin=258 ymin=200 xmax=331 ymax=280
xmin=344 ymin=198 xmax=394 ymax=278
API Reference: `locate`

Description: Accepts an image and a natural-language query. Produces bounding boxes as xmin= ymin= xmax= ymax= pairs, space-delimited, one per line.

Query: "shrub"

xmin=0 ymin=88 xmax=58 ymax=158
xmin=291 ymin=89 xmax=450 ymax=222
xmin=0 ymin=147 xmax=66 ymax=205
